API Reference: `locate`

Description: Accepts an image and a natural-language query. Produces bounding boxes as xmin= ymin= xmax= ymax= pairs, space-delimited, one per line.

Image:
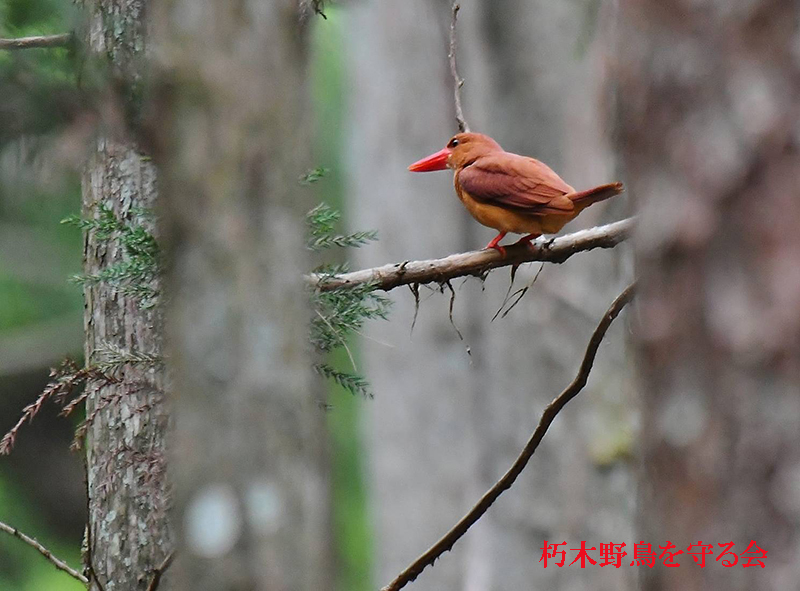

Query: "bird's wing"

xmin=457 ymin=154 xmax=576 ymax=215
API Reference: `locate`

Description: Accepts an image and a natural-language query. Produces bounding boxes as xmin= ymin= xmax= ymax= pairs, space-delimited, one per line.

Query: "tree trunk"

xmin=347 ymin=1 xmax=635 ymax=589
xmin=346 ymin=3 xmax=478 ymax=586
xmin=152 ymin=1 xmax=331 ymax=590
xmin=617 ymin=1 xmax=800 ymax=589
xmin=82 ymin=2 xmax=172 ymax=590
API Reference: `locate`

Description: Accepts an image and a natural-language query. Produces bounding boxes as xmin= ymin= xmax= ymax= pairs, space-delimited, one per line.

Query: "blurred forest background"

xmin=0 ymin=0 xmax=84 ymax=589
xmin=0 ymin=2 xmax=370 ymax=589
xmin=0 ymin=1 xmax=631 ymax=589
xmin=1 ymin=0 xmax=797 ymax=590
xmin=1 ymin=1 xmax=374 ymax=588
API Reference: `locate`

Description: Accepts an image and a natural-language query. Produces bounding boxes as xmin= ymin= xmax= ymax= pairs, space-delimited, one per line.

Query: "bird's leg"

xmin=513 ymin=233 xmax=541 ymax=250
xmin=485 ymin=232 xmax=507 ymax=257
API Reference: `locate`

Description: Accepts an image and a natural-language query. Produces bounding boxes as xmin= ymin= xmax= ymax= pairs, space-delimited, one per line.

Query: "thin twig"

xmin=498 ymin=262 xmax=545 ymax=319
xmin=380 ymin=282 xmax=637 ymax=591
xmin=448 ymin=2 xmax=469 ymax=132
xmin=445 ymin=281 xmax=470 ymax=358
xmin=310 ymin=0 xmax=328 ymax=19
xmin=409 ymin=283 xmax=421 ymax=334
xmin=309 ymin=217 xmax=633 ymax=293
xmin=491 ymin=264 xmax=522 ymax=322
xmin=0 ymin=520 xmax=89 ymax=584
xmin=0 ymin=33 xmax=72 ymax=50
xmin=1 ymin=361 xmax=121 ymax=455
xmin=145 ymin=551 xmax=175 ymax=591
xmin=0 ymin=385 xmax=55 ymax=455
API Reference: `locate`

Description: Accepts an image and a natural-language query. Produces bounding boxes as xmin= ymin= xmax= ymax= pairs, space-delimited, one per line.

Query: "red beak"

xmin=408 ymin=148 xmax=451 ymax=172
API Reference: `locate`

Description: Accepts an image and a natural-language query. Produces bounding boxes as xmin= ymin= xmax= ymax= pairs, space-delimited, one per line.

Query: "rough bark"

xmin=617 ymin=1 xmax=800 ymax=589
xmin=347 ymin=1 xmax=634 ymax=589
xmin=82 ymin=1 xmax=172 ymax=590
xmin=152 ymin=1 xmax=331 ymax=590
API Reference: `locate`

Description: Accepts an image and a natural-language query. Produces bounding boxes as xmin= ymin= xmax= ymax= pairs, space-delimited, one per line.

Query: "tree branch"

xmin=309 ymin=217 xmax=633 ymax=293
xmin=0 ymin=520 xmax=89 ymax=584
xmin=380 ymin=281 xmax=637 ymax=591
xmin=0 ymin=34 xmax=72 ymax=50
xmin=146 ymin=551 xmax=175 ymax=591
xmin=448 ymin=2 xmax=469 ymax=132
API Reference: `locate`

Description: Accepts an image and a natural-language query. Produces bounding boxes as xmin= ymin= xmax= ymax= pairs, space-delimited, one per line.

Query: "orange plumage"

xmin=409 ymin=132 xmax=623 ymax=254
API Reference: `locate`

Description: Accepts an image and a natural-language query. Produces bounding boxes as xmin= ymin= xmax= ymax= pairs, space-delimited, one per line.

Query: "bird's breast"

xmin=454 ymin=178 xmax=573 ymax=235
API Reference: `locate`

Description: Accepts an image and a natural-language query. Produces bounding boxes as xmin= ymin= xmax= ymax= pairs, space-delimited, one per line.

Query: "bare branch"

xmin=0 ymin=34 xmax=72 ymax=50
xmin=309 ymin=217 xmax=633 ymax=293
xmin=0 ymin=520 xmax=88 ymax=584
xmin=448 ymin=2 xmax=469 ymax=132
xmin=380 ymin=282 xmax=637 ymax=591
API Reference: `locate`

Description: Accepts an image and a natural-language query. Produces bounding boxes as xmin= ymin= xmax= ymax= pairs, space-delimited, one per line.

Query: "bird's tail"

xmin=569 ymin=182 xmax=624 ymax=207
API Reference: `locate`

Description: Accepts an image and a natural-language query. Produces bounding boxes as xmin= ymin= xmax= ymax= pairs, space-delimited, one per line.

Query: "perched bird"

xmin=408 ymin=132 xmax=623 ymax=256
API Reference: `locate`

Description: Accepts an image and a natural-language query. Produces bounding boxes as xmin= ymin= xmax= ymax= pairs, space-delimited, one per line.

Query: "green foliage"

xmin=314 ymin=363 xmax=370 ymax=399
xmin=94 ymin=341 xmax=163 ymax=374
xmin=61 ymin=206 xmax=160 ymax=308
xmin=61 ymin=199 xmax=389 ymax=395
xmin=300 ymin=166 xmax=330 ymax=185
xmin=311 ymin=277 xmax=389 ymax=354
xmin=307 ymin=203 xmax=377 ymax=251
xmin=307 ymin=204 xmax=390 ymax=397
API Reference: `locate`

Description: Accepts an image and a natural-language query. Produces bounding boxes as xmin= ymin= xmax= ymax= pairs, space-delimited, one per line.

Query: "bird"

xmin=408 ymin=132 xmax=623 ymax=256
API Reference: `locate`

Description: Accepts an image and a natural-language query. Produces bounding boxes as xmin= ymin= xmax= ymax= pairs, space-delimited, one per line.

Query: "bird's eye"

xmin=447 ymin=137 xmax=459 ymax=148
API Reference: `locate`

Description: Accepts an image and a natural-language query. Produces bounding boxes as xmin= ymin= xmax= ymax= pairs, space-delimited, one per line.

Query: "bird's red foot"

xmin=485 ymin=232 xmax=508 ymax=258
xmin=490 ymin=244 xmax=507 ymax=258
xmin=513 ymin=233 xmax=541 ymax=251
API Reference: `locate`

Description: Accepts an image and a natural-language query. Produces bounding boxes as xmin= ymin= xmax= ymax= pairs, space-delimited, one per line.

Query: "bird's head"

xmin=408 ymin=132 xmax=502 ymax=172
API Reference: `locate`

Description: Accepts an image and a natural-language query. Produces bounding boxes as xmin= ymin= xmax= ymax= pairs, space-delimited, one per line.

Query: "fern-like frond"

xmin=314 ymin=363 xmax=371 ymax=399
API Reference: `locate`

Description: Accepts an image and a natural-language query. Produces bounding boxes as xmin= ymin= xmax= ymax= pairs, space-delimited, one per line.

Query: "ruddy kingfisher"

xmin=408 ymin=132 xmax=623 ymax=256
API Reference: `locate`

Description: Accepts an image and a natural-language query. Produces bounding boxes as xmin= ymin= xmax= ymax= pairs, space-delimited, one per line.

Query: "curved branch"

xmin=0 ymin=34 xmax=72 ymax=50
xmin=380 ymin=282 xmax=637 ymax=591
xmin=0 ymin=520 xmax=89 ymax=584
xmin=309 ymin=217 xmax=633 ymax=293
xmin=448 ymin=2 xmax=469 ymax=132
